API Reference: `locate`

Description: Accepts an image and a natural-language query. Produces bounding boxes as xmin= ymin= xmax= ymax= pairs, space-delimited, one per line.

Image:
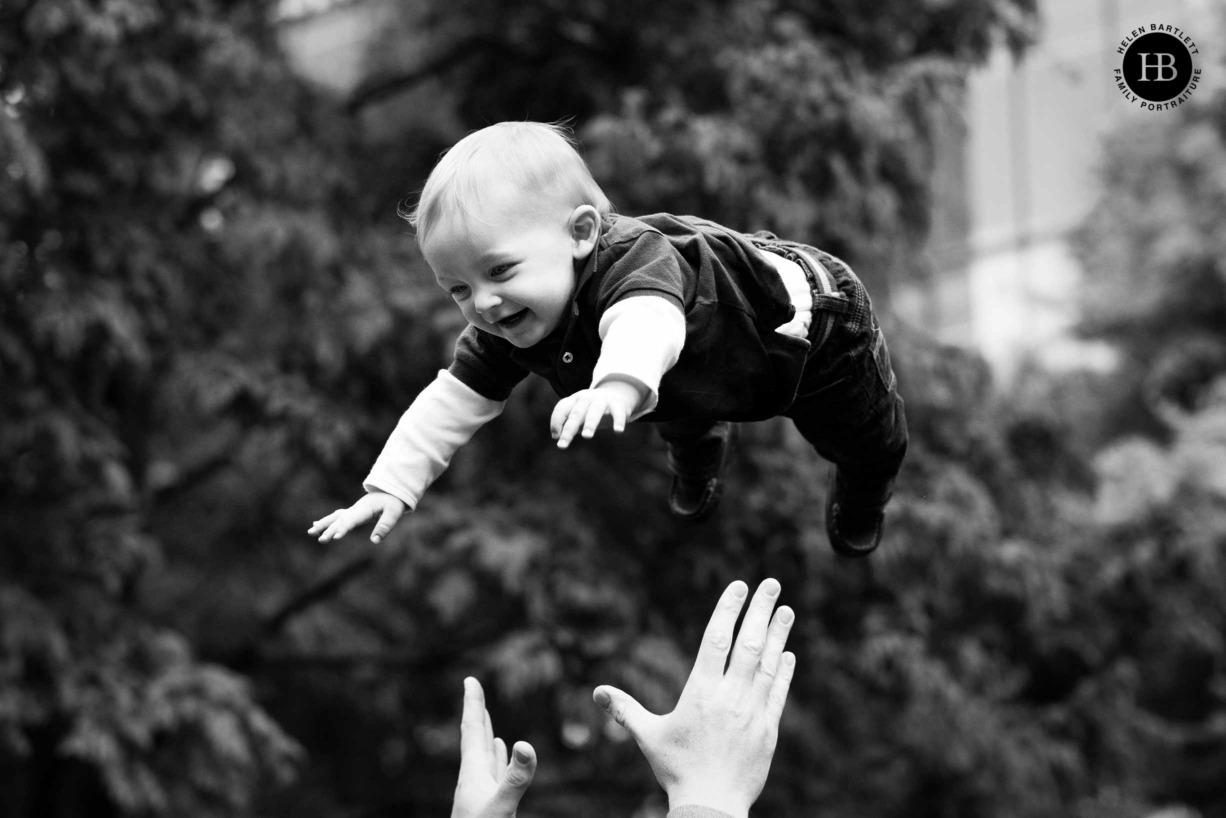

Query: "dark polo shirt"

xmin=447 ymin=213 xmax=812 ymax=422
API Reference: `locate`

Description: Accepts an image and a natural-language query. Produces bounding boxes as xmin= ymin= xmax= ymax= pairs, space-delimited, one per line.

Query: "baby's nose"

xmin=474 ymin=289 xmax=502 ymax=314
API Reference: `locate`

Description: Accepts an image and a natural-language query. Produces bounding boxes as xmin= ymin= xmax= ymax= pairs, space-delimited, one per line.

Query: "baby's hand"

xmin=308 ymin=491 xmax=406 ymax=544
xmin=550 ymin=380 xmax=644 ymax=449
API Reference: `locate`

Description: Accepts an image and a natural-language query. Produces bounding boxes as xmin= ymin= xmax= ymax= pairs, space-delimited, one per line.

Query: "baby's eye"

xmin=489 ymin=264 xmax=512 ymax=278
xmin=448 ymin=285 xmax=469 ymax=298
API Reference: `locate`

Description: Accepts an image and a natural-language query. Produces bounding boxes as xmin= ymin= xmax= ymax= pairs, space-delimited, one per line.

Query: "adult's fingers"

xmin=493 ymin=736 xmax=508 ymax=773
xmin=688 ymin=580 xmax=749 ymax=683
xmin=488 ymin=742 xmax=537 ymax=815
xmin=727 ymin=578 xmax=782 ymax=682
xmin=482 ymin=706 xmax=497 ymax=778
xmin=592 ymin=685 xmax=652 ymax=740
xmin=764 ymin=652 xmax=796 ymax=725
xmin=458 ymin=678 xmax=491 ymax=779
xmin=751 ymin=605 xmax=795 ymax=701
xmin=504 ymin=742 xmax=536 ymax=787
xmin=370 ymin=503 xmax=403 ymax=544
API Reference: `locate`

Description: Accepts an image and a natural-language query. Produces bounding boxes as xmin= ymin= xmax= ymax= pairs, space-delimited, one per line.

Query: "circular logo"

xmin=1114 ymin=25 xmax=1202 ymax=110
xmin=1122 ymin=33 xmax=1193 ymax=101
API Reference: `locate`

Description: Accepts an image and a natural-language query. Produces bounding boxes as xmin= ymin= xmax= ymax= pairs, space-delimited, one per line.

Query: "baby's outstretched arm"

xmin=308 ymin=490 xmax=405 ymax=544
xmin=309 ymin=370 xmax=506 ymax=543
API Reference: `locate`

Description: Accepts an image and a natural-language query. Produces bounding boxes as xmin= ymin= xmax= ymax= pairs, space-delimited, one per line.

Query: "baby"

xmin=309 ymin=122 xmax=907 ymax=556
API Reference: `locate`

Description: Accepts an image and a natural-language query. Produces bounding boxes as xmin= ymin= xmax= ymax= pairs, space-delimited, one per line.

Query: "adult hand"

xmin=308 ymin=490 xmax=405 ymax=544
xmin=451 ymin=677 xmax=537 ymax=818
xmin=593 ymin=579 xmax=795 ymax=818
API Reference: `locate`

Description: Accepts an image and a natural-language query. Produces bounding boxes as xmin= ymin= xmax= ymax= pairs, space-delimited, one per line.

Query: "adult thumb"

xmin=370 ymin=504 xmax=404 ymax=543
xmin=592 ymin=685 xmax=649 ymax=737
xmin=490 ymin=741 xmax=536 ymax=813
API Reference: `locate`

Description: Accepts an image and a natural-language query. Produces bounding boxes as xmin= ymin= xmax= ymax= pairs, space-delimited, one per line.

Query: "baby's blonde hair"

xmin=405 ymin=121 xmax=613 ymax=246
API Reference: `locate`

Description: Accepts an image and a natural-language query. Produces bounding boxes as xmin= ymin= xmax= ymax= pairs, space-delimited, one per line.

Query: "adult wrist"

xmin=667 ymin=805 xmax=739 ymax=818
xmin=667 ymin=788 xmax=748 ymax=818
xmin=667 ymin=802 xmax=742 ymax=818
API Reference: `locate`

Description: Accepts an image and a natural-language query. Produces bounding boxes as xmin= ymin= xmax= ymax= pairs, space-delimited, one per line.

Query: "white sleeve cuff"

xmin=591 ymin=295 xmax=686 ymax=420
xmin=363 ymin=370 xmax=505 ymax=509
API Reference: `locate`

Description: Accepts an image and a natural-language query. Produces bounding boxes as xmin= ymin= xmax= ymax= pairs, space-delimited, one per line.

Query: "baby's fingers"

xmin=319 ymin=518 xmax=355 ymax=543
xmin=550 ymin=396 xmax=577 ymax=441
xmin=580 ymin=398 xmax=611 ymax=439
xmin=610 ymin=401 xmax=627 ymax=434
xmin=309 ymin=510 xmax=343 ymax=539
xmin=316 ymin=503 xmax=377 ymax=543
xmin=557 ymin=395 xmax=592 ymax=449
xmin=369 ymin=502 xmax=404 ymax=544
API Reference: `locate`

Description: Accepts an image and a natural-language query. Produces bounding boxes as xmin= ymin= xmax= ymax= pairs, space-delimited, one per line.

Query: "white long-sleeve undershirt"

xmin=363 ymin=369 xmax=505 ymax=509
xmin=591 ymin=295 xmax=687 ymax=419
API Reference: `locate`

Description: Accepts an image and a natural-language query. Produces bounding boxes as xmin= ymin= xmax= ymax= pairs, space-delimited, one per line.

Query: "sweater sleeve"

xmin=590 ymin=294 xmax=686 ymax=420
xmin=667 ymin=807 xmax=737 ymax=818
xmin=362 ymin=370 xmax=505 ymax=509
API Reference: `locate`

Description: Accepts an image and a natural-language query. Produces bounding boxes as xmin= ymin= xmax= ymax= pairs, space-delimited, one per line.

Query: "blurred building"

xmin=278 ymin=0 xmax=1216 ymax=380
xmin=276 ymin=0 xmax=399 ymax=94
xmin=903 ymin=0 xmax=1215 ymax=379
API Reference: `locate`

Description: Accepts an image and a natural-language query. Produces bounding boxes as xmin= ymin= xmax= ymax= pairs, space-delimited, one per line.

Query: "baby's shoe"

xmin=825 ymin=467 xmax=889 ymax=557
xmin=667 ymin=422 xmax=739 ymax=521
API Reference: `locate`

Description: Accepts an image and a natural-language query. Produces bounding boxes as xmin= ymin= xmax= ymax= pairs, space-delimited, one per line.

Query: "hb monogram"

xmin=1137 ymin=52 xmax=1178 ymax=82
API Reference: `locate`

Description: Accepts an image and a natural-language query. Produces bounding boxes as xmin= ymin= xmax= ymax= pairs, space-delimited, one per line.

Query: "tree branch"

xmin=344 ymin=37 xmax=487 ymax=114
xmin=148 ymin=425 xmax=246 ymax=506
xmin=260 ymin=548 xmax=378 ymax=639
xmin=343 ymin=19 xmax=614 ymax=116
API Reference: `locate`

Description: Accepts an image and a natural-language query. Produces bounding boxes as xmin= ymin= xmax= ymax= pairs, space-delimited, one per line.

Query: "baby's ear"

xmin=569 ymin=206 xmax=600 ymax=258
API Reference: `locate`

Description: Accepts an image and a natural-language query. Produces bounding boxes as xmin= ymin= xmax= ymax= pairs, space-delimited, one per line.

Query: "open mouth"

xmin=497 ymin=310 xmax=528 ymax=329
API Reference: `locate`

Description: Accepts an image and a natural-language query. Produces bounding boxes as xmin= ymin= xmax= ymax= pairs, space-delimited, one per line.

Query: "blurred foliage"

xmin=355 ymin=0 xmax=1038 ymax=299
xmin=1073 ymin=76 xmax=1226 ymax=441
xmin=4 ymin=0 xmax=1226 ymax=818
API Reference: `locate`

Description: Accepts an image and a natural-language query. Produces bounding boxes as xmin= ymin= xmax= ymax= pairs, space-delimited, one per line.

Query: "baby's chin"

xmin=490 ymin=318 xmax=548 ymax=348
xmin=498 ymin=311 xmax=567 ymax=348
xmin=502 ymin=326 xmax=551 ymax=348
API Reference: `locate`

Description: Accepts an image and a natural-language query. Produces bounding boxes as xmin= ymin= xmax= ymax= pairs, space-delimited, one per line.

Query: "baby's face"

xmin=424 ymin=187 xmax=586 ymax=348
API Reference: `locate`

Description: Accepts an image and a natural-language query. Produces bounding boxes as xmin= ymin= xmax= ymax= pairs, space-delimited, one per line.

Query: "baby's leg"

xmin=657 ymin=418 xmax=738 ymax=521
xmin=786 ymin=323 xmax=908 ymax=493
xmin=790 ymin=396 xmax=907 ymax=512
xmin=788 ymin=323 xmax=907 ymax=556
xmin=786 ymin=245 xmax=906 ymax=482
xmin=783 ymin=251 xmax=907 ymax=554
